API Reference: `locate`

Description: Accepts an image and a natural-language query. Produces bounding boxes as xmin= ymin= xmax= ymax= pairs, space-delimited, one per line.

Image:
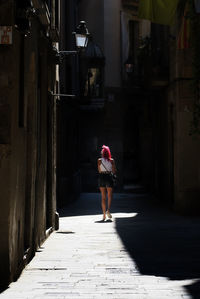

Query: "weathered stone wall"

xmin=0 ymin=0 xmax=16 ymax=285
xmin=169 ymin=33 xmax=200 ymax=214
xmin=103 ymin=0 xmax=121 ymax=88
xmin=0 ymin=0 xmax=58 ymax=285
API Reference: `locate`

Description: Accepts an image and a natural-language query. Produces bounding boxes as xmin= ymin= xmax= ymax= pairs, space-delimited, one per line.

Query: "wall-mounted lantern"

xmin=57 ymin=21 xmax=90 ymax=58
xmin=125 ymin=57 xmax=134 ymax=74
xmin=73 ymin=21 xmax=90 ymax=49
xmin=51 ymin=21 xmax=90 ymax=99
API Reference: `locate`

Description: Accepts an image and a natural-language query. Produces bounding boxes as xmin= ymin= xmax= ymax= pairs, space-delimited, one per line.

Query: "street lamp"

xmin=58 ymin=21 xmax=90 ymax=57
xmin=73 ymin=21 xmax=89 ymax=49
xmin=51 ymin=21 xmax=90 ymax=98
xmin=125 ymin=57 xmax=134 ymax=74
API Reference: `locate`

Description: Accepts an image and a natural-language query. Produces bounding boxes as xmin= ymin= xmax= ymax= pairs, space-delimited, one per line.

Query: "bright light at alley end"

xmin=73 ymin=21 xmax=89 ymax=49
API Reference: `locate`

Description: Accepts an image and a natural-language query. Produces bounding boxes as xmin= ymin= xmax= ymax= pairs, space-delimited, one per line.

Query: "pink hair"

xmin=101 ymin=145 xmax=112 ymax=161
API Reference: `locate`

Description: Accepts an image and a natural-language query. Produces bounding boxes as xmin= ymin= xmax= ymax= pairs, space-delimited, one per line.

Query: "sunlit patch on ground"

xmin=112 ymin=212 xmax=138 ymax=218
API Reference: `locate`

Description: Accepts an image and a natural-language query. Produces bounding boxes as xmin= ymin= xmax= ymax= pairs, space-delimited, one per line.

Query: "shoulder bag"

xmin=101 ymin=160 xmax=117 ymax=186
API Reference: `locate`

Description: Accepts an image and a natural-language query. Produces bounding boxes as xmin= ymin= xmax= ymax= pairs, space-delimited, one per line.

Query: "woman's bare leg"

xmin=107 ymin=187 xmax=113 ymax=214
xmin=100 ymin=187 xmax=107 ymax=220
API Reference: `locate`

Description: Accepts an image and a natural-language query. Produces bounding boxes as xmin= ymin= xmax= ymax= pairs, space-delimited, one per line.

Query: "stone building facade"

xmin=0 ymin=0 xmax=59 ymax=286
xmin=168 ymin=25 xmax=200 ymax=214
xmin=133 ymin=1 xmax=200 ymax=214
xmin=56 ymin=0 xmax=82 ymax=207
xmin=77 ymin=0 xmax=200 ymax=214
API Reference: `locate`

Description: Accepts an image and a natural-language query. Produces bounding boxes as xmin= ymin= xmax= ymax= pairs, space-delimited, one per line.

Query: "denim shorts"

xmin=98 ymin=173 xmax=114 ymax=188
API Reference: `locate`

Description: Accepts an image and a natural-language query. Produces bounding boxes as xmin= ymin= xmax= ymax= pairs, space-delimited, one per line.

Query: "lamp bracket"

xmin=58 ymin=51 xmax=77 ymax=56
xmin=50 ymin=93 xmax=76 ymax=98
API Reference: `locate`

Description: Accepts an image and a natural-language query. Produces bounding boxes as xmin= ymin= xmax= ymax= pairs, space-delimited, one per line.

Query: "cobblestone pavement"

xmin=1 ymin=193 xmax=200 ymax=299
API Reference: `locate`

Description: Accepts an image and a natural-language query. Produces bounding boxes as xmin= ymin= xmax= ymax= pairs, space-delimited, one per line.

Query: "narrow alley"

xmin=1 ymin=1 xmax=200 ymax=298
xmin=1 ymin=193 xmax=200 ymax=299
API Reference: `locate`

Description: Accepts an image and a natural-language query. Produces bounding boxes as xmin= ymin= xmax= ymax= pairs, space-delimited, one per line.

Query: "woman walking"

xmin=98 ymin=145 xmax=117 ymax=221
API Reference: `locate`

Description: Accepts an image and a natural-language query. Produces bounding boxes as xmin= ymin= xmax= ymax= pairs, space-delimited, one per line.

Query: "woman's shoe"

xmin=106 ymin=211 xmax=112 ymax=219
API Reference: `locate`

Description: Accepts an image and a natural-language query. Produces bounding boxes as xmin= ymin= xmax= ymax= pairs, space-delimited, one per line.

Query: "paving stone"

xmin=1 ymin=193 xmax=200 ymax=298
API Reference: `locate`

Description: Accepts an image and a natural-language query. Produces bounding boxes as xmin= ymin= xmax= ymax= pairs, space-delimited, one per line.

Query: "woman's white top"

xmin=99 ymin=158 xmax=112 ymax=172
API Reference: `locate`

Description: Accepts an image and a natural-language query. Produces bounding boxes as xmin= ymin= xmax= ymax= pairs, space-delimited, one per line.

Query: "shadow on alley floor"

xmin=1 ymin=192 xmax=200 ymax=298
xmin=60 ymin=192 xmax=200 ymax=299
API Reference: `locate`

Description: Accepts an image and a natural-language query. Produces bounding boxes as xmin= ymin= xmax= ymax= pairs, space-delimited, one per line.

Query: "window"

xmin=84 ymin=68 xmax=103 ymax=98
